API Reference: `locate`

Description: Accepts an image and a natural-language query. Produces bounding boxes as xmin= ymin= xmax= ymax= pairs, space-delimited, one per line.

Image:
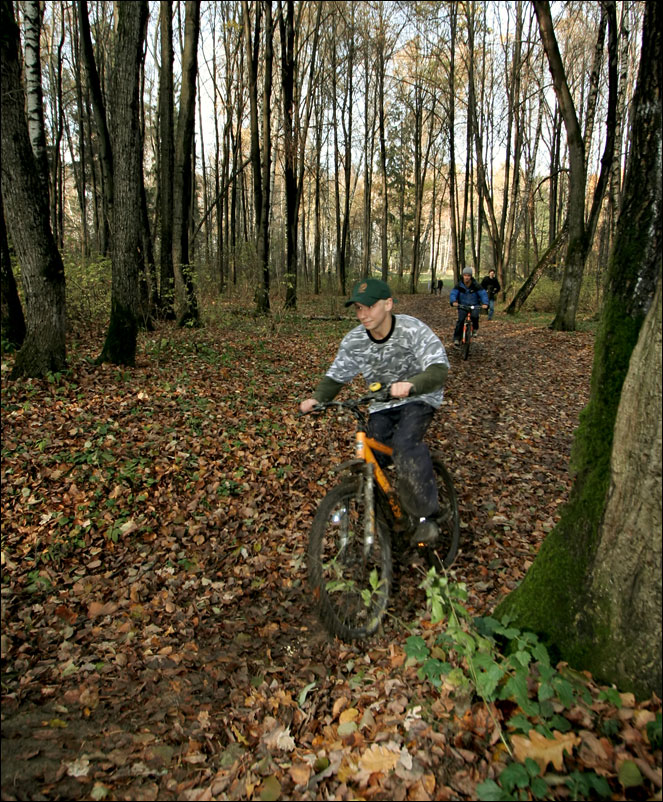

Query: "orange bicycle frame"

xmin=355 ymin=431 xmax=402 ymax=518
xmin=463 ymin=310 xmax=472 ymax=343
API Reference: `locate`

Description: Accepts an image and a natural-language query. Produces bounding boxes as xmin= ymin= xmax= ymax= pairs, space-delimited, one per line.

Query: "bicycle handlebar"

xmin=299 ymin=383 xmax=398 ymax=419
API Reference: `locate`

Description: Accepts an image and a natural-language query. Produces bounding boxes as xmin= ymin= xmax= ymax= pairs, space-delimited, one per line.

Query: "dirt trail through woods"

xmin=1 ymin=297 xmax=599 ymax=801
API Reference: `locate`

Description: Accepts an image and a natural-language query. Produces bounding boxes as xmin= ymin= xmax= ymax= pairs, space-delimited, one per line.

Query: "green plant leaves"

xmin=404 ymin=635 xmax=430 ymax=662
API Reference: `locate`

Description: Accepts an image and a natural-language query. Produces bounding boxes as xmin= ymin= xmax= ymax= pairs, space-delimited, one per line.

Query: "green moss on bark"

xmin=495 ymin=295 xmax=645 ymax=666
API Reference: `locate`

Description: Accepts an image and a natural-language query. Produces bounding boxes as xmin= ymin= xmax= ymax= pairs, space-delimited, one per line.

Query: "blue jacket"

xmin=449 ymin=279 xmax=489 ymax=308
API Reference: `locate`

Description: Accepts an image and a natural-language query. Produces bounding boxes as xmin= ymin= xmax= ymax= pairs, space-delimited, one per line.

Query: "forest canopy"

xmin=1 ymin=0 xmax=645 ymax=341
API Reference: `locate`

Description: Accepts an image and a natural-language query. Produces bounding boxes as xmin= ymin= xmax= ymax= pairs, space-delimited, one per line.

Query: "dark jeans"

xmin=454 ymin=308 xmax=480 ymax=341
xmin=368 ymin=401 xmax=439 ymax=519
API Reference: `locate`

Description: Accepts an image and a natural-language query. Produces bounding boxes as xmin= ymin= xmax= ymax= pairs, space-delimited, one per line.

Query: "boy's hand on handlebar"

xmin=390 ymin=381 xmax=414 ymax=399
xmin=482 ymin=304 xmax=488 ymax=309
xmin=299 ymin=398 xmax=319 ymax=414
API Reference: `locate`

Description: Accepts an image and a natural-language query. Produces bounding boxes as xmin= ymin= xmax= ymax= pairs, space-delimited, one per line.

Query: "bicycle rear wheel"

xmin=308 ymin=478 xmax=392 ymax=640
xmin=427 ymin=455 xmax=460 ymax=568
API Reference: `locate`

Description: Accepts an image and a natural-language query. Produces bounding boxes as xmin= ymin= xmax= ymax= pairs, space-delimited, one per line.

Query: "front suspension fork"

xmin=355 ymin=432 xmax=376 ymax=556
xmin=363 ymin=462 xmax=375 ymax=556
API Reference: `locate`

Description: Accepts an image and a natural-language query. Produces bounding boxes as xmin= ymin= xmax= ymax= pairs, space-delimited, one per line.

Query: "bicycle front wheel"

xmin=308 ymin=478 xmax=392 ymax=641
xmin=462 ymin=324 xmax=471 ymax=360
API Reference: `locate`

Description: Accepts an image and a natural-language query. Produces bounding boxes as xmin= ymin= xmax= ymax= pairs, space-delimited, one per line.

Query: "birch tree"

xmin=23 ymin=0 xmax=50 ymax=194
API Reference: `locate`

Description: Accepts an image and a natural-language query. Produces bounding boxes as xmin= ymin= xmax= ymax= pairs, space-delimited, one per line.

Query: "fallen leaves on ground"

xmin=1 ymin=295 xmax=660 ymax=801
xmin=512 ymin=728 xmax=582 ymax=773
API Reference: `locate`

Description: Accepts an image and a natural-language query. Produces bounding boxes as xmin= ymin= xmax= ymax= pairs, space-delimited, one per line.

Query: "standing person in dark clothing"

xmin=449 ymin=267 xmax=489 ymax=346
xmin=481 ymin=269 xmax=501 ymax=320
xmin=437 ymin=278 xmax=443 ymax=295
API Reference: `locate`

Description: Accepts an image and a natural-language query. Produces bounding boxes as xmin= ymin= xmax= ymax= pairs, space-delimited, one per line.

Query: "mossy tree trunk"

xmin=1 ymin=0 xmax=66 ymax=378
xmin=496 ymin=2 xmax=661 ymax=700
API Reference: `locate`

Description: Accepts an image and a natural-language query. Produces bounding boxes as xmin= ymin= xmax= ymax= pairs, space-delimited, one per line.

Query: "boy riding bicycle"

xmin=449 ymin=267 xmax=489 ymax=346
xmin=299 ymin=279 xmax=450 ymax=546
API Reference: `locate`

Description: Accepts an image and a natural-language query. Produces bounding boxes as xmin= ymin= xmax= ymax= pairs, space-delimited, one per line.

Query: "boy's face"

xmin=354 ymin=298 xmax=393 ymax=334
xmin=463 ymin=273 xmax=472 ymax=287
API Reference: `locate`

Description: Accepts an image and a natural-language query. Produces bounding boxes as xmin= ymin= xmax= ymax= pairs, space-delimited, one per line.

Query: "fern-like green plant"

xmin=404 ymin=568 xmax=626 ymax=801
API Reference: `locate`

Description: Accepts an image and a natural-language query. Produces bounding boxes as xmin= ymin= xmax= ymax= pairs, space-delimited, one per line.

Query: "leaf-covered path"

xmin=2 ymin=296 xmax=660 ymax=801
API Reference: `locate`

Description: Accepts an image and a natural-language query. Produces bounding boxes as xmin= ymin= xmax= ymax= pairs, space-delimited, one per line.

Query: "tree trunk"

xmin=257 ymin=0 xmax=273 ymax=313
xmin=279 ymin=0 xmax=297 ymax=310
xmin=69 ymin=4 xmax=90 ymax=258
xmin=243 ymin=0 xmax=272 ymax=314
xmin=586 ymin=276 xmax=661 ymax=696
xmin=535 ymin=0 xmax=618 ymax=332
xmin=47 ymin=12 xmax=65 ymax=248
xmin=174 ymin=0 xmax=201 ymax=328
xmin=496 ymin=2 xmax=662 ymax=699
xmin=410 ymin=81 xmax=434 ymax=294
xmin=0 ymin=194 xmax=26 ymax=349
xmin=1 ymin=0 xmax=66 ymax=378
xmin=339 ymin=15 xmax=354 ymax=297
xmin=23 ymin=0 xmax=50 ymax=194
xmin=361 ymin=14 xmax=376 ymax=283
xmin=294 ymin=1 xmax=322 ymax=289
xmin=96 ymin=1 xmax=148 ymax=366
xmin=78 ymin=0 xmax=113 ymax=255
xmin=505 ymin=220 xmax=568 ymax=315
xmin=158 ymin=0 xmax=176 ymax=319
xmin=313 ymin=87 xmax=323 ymax=294
xmin=446 ymin=5 xmax=460 ymax=280
xmin=376 ymin=8 xmax=390 ymax=282
xmin=138 ymin=168 xmax=157 ymax=328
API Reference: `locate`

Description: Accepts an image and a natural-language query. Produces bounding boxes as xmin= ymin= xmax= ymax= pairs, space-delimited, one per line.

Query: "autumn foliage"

xmin=1 ymin=296 xmax=660 ymax=800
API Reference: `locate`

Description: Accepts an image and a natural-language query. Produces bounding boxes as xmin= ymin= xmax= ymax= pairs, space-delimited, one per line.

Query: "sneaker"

xmin=453 ymin=340 xmax=460 ymax=347
xmin=411 ymin=518 xmax=439 ymax=547
xmin=473 ymin=330 xmax=479 ymax=338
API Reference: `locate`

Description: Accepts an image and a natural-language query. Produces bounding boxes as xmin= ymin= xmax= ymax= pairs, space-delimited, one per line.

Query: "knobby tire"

xmin=426 ymin=455 xmax=461 ymax=569
xmin=462 ymin=322 xmax=471 ymax=360
xmin=308 ymin=478 xmax=392 ymax=641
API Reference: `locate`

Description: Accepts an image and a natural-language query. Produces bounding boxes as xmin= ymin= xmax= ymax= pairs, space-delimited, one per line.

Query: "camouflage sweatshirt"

xmin=314 ymin=314 xmax=450 ymax=412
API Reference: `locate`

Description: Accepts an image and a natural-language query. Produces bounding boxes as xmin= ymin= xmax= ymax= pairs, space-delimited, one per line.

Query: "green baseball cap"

xmin=345 ymin=278 xmax=395 ymax=307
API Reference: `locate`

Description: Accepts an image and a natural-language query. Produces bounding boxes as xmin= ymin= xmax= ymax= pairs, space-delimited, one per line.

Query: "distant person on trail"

xmin=449 ymin=267 xmax=489 ymax=347
xmin=299 ymin=278 xmax=450 ymax=547
xmin=437 ymin=278 xmax=443 ymax=295
xmin=481 ymin=269 xmax=501 ymax=320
